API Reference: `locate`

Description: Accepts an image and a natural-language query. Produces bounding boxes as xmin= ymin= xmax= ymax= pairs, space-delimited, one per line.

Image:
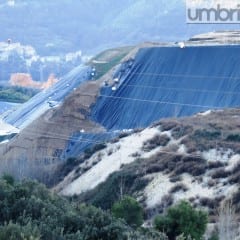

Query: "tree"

xmin=2 ymin=174 xmax=15 ymax=185
xmin=154 ymin=201 xmax=208 ymax=240
xmin=0 ymin=222 xmax=41 ymax=240
xmin=0 ymin=178 xmax=163 ymax=240
xmin=0 ymin=178 xmax=129 ymax=239
xmin=112 ymin=196 xmax=144 ymax=228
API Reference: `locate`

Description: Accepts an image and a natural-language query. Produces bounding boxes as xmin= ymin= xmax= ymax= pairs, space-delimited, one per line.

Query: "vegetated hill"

xmin=2 ymin=33 xmax=240 ymax=184
xmin=0 ymin=177 xmax=165 ymax=240
xmin=56 ymin=108 xmax=240 ymax=222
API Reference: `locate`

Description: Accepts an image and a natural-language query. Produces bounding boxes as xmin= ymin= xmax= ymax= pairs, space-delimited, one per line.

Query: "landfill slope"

xmin=92 ymin=45 xmax=240 ymax=130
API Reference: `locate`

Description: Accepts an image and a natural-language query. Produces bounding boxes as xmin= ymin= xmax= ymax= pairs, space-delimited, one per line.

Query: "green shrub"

xmin=84 ymin=143 xmax=106 ymax=159
xmin=154 ymin=201 xmax=208 ymax=240
xmin=226 ymin=134 xmax=240 ymax=142
xmin=169 ymin=183 xmax=188 ymax=193
xmin=0 ymin=86 xmax=38 ymax=103
xmin=193 ymin=129 xmax=221 ymax=141
xmin=2 ymin=174 xmax=15 ymax=185
xmin=0 ymin=176 xmax=169 ymax=239
xmin=112 ymin=196 xmax=144 ymax=228
xmin=211 ymin=168 xmax=229 ymax=179
xmin=143 ymin=134 xmax=170 ymax=151
xmin=0 ymin=178 xmax=142 ymax=240
xmin=80 ymin=160 xmax=149 ymax=210
xmin=0 ymin=133 xmax=17 ymax=143
xmin=0 ymin=222 xmax=41 ymax=240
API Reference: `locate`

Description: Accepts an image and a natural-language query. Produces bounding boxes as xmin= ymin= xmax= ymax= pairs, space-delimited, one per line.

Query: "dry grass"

xmin=142 ymin=134 xmax=170 ymax=152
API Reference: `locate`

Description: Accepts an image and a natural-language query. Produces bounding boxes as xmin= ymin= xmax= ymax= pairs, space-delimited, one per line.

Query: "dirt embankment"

xmin=0 ymin=44 xmax=155 ymax=183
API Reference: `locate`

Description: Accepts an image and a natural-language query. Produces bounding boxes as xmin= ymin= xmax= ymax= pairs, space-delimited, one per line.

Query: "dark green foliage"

xmin=0 ymin=133 xmax=17 ymax=143
xmin=171 ymin=125 xmax=193 ymax=139
xmin=199 ymin=197 xmax=217 ymax=209
xmin=192 ymin=129 xmax=221 ymax=141
xmin=226 ymin=134 xmax=240 ymax=142
xmin=0 ymin=222 xmax=41 ymax=240
xmin=60 ymin=157 xmax=79 ymax=176
xmin=143 ymin=134 xmax=170 ymax=151
xmin=154 ymin=201 xmax=208 ymax=240
xmin=160 ymin=121 xmax=178 ymax=131
xmin=118 ymin=132 xmax=131 ymax=139
xmin=169 ymin=183 xmax=188 ymax=193
xmin=211 ymin=168 xmax=229 ymax=179
xmin=50 ymin=156 xmax=86 ymax=187
xmin=173 ymin=156 xmax=207 ymax=176
xmin=228 ymin=163 xmax=240 ymax=184
xmin=0 ymin=86 xmax=38 ymax=103
xmin=181 ymin=128 xmax=222 ymax=153
xmin=84 ymin=143 xmax=107 ymax=159
xmin=145 ymin=152 xmax=207 ymax=177
xmin=207 ymin=161 xmax=224 ymax=169
xmin=112 ymin=196 xmax=144 ymax=228
xmin=0 ymin=177 xmax=148 ymax=240
xmin=80 ymin=160 xmax=149 ymax=210
xmin=2 ymin=174 xmax=15 ymax=185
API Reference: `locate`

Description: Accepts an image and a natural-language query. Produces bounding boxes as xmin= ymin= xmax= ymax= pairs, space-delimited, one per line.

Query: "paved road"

xmin=4 ymin=65 xmax=93 ymax=129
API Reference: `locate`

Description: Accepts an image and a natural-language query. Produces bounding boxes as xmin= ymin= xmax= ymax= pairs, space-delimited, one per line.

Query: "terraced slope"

xmin=91 ymin=45 xmax=240 ymax=130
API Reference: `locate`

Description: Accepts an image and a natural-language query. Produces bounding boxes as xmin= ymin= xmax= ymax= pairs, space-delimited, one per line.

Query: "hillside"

xmin=1 ymin=32 xmax=240 ymax=185
xmin=0 ymin=32 xmax=240 ymax=239
xmin=56 ymin=108 xmax=240 ymax=222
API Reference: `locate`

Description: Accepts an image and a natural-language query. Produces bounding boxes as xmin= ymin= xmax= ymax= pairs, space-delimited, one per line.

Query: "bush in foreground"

xmin=112 ymin=196 xmax=144 ymax=228
xmin=0 ymin=177 xmax=166 ymax=240
xmin=154 ymin=201 xmax=208 ymax=240
xmin=0 ymin=222 xmax=41 ymax=240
